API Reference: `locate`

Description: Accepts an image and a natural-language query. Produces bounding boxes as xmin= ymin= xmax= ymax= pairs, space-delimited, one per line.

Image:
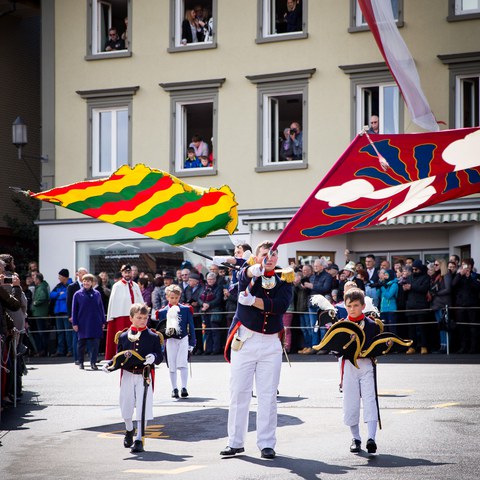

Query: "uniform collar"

xmin=348 ymin=314 xmax=365 ymax=323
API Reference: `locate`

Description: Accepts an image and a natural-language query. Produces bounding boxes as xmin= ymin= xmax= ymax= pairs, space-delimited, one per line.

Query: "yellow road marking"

xmin=430 ymin=402 xmax=460 ymax=409
xmin=98 ymin=424 xmax=169 ymax=439
xmin=124 ymin=465 xmax=207 ymax=474
xmin=394 ymin=410 xmax=417 ymax=414
xmin=378 ymin=389 xmax=415 ymax=395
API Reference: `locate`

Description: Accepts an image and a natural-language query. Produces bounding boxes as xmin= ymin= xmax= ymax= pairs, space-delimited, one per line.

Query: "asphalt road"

xmin=1 ymin=353 xmax=480 ymax=480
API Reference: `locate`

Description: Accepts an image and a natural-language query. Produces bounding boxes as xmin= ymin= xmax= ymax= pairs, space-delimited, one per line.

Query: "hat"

xmin=327 ymin=263 xmax=339 ymax=271
xmin=412 ymin=259 xmax=423 ymax=269
xmin=180 ymin=260 xmax=193 ymax=270
xmin=189 ymin=273 xmax=200 ymax=281
xmin=58 ymin=268 xmax=69 ymax=278
xmin=342 ymin=261 xmax=356 ymax=274
xmin=163 ymin=272 xmax=174 ymax=280
xmin=120 ymin=264 xmax=132 ymax=272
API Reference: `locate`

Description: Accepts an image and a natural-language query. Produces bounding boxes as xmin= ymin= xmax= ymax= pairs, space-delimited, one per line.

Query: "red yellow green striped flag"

xmin=29 ymin=164 xmax=238 ymax=246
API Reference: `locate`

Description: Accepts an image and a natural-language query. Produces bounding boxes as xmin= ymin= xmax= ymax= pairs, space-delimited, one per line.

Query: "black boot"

xmin=124 ymin=429 xmax=135 ymax=448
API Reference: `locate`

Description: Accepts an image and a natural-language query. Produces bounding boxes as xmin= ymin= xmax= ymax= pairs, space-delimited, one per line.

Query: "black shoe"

xmin=131 ymin=440 xmax=144 ymax=453
xmin=79 ymin=364 xmax=84 ymax=370
xmin=171 ymin=388 xmax=179 ymax=399
xmin=261 ymin=448 xmax=276 ymax=459
xmin=90 ymin=363 xmax=98 ymax=370
xmin=350 ymin=438 xmax=361 ymax=453
xmin=124 ymin=429 xmax=135 ymax=448
xmin=220 ymin=446 xmax=245 ymax=456
xmin=74 ymin=361 xmax=80 ymax=365
xmin=181 ymin=387 xmax=189 ymax=398
xmin=366 ymin=438 xmax=377 ymax=454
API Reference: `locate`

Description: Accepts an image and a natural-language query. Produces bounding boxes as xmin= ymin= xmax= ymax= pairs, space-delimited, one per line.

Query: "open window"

xmin=87 ymin=0 xmax=131 ymax=59
xmin=169 ymin=0 xmax=217 ymax=52
xmin=349 ymin=0 xmax=403 ymax=32
xmin=247 ymin=69 xmax=315 ymax=172
xmin=77 ymin=86 xmax=138 ymax=178
xmin=160 ymin=78 xmax=225 ymax=176
xmin=257 ymin=0 xmax=307 ymax=43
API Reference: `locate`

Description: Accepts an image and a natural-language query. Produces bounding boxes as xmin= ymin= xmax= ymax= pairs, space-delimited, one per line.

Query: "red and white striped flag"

xmin=358 ymin=0 xmax=439 ymax=132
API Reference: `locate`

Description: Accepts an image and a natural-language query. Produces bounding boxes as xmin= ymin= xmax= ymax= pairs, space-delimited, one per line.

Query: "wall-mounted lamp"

xmin=12 ymin=116 xmax=48 ymax=162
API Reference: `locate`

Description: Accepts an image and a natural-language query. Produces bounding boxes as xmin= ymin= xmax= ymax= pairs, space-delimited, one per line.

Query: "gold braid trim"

xmin=374 ymin=318 xmax=384 ymax=333
xmin=114 ymin=328 xmax=129 ymax=344
xmin=361 ymin=336 xmax=413 ymax=358
xmin=107 ymin=349 xmax=145 ymax=371
xmin=150 ymin=328 xmax=165 ymax=346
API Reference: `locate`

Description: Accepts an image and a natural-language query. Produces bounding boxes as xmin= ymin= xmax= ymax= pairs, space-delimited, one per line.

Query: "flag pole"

xmin=360 ymin=127 xmax=390 ymax=171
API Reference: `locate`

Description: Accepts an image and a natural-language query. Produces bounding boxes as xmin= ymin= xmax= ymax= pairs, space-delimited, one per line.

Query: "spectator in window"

xmin=189 ymin=134 xmax=209 ymax=157
xmin=184 ymin=147 xmax=201 ymax=169
xmin=121 ymin=17 xmax=128 ymax=44
xmin=283 ymin=122 xmax=303 ymax=160
xmin=284 ymin=0 xmax=302 ymax=32
xmin=367 ymin=115 xmax=379 ymax=134
xmin=199 ymin=155 xmax=211 ymax=168
xmin=105 ymin=27 xmax=125 ymax=51
xmin=181 ymin=8 xmax=205 ymax=44
xmin=280 ymin=127 xmax=294 ymax=161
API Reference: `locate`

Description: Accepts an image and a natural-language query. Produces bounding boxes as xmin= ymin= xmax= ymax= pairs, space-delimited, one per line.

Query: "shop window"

xmin=77 ymin=86 xmax=138 ymax=178
xmin=247 ymin=69 xmax=315 ymax=171
xmin=257 ymin=0 xmax=307 ymax=43
xmin=160 ymin=78 xmax=224 ymax=176
xmin=169 ymin=0 xmax=217 ymax=51
xmin=87 ymin=0 xmax=131 ymax=59
xmin=349 ymin=0 xmax=403 ymax=32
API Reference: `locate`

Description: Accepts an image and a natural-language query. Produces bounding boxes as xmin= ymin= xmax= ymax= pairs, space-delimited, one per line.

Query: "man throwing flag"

xmin=220 ymin=240 xmax=293 ymax=460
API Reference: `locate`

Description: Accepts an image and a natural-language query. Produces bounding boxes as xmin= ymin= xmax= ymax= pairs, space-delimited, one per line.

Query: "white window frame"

xmin=256 ymin=0 xmax=308 ymax=43
xmin=168 ymin=0 xmax=217 ymax=52
xmin=246 ymin=69 xmax=315 ymax=172
xmin=76 ymin=86 xmax=138 ymax=179
xmin=349 ymin=0 xmax=403 ymax=32
xmin=160 ymin=78 xmax=225 ymax=177
xmin=448 ymin=0 xmax=480 ymax=19
xmin=86 ymin=0 xmax=131 ymax=60
xmin=356 ymin=82 xmax=400 ymax=134
xmin=455 ymin=74 xmax=480 ymax=128
xmin=91 ymin=106 xmax=129 ymax=177
xmin=455 ymin=0 xmax=480 ymax=14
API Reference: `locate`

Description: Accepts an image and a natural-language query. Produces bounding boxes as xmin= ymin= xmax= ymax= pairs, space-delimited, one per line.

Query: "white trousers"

xmin=342 ymin=358 xmax=378 ymax=426
xmin=119 ymin=370 xmax=153 ymax=422
xmin=166 ymin=336 xmax=189 ymax=372
xmin=228 ymin=326 xmax=282 ymax=450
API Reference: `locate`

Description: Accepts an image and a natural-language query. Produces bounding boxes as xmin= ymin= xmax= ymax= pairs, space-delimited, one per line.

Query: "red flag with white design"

xmin=358 ymin=0 xmax=439 ymax=132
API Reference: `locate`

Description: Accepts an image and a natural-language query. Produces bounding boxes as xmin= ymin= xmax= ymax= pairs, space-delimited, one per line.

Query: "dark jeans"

xmin=77 ymin=338 xmax=100 ymax=365
xmin=55 ymin=315 xmax=73 ymax=354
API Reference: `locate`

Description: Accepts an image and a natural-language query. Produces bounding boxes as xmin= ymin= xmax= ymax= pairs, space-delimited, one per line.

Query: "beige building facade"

xmin=38 ymin=0 xmax=480 ymax=283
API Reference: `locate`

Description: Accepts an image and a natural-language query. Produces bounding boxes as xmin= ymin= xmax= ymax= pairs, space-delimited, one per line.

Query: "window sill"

xmin=255 ymin=161 xmax=308 ymax=173
xmin=174 ymin=168 xmax=217 ymax=178
xmin=348 ymin=20 xmax=403 ymax=33
xmin=447 ymin=12 xmax=480 ymax=21
xmin=167 ymin=42 xmax=217 ymax=53
xmin=85 ymin=51 xmax=132 ymax=61
xmin=255 ymin=32 xmax=308 ymax=44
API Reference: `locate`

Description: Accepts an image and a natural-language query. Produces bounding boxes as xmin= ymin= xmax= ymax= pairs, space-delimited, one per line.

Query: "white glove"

xmin=213 ymin=255 xmax=228 ymax=266
xmin=144 ymin=353 xmax=155 ymax=365
xmin=249 ymin=263 xmax=264 ymax=277
xmin=242 ymin=250 xmax=252 ymax=261
xmin=188 ymin=345 xmax=194 ymax=353
xmin=102 ymin=363 xmax=111 ymax=373
xmin=238 ymin=291 xmax=256 ymax=306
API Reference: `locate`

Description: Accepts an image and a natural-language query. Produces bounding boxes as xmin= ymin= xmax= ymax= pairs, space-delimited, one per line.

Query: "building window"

xmin=76 ymin=86 xmax=139 ymax=178
xmin=349 ymin=0 xmax=403 ymax=32
xmin=87 ymin=0 xmax=131 ymax=59
xmin=257 ymin=0 xmax=308 ymax=43
xmin=160 ymin=78 xmax=225 ymax=177
xmin=448 ymin=0 xmax=480 ymax=20
xmin=169 ymin=0 xmax=217 ymax=52
xmin=339 ymin=62 xmax=404 ymax=138
xmin=247 ymin=69 xmax=315 ymax=172
xmin=438 ymin=52 xmax=480 ymax=127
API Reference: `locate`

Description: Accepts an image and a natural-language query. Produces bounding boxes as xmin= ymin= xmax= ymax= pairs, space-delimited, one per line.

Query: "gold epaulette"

xmin=280 ymin=267 xmax=295 ymax=283
xmin=374 ymin=318 xmax=384 ymax=334
xmin=114 ymin=328 xmax=129 ymax=344
xmin=247 ymin=255 xmax=256 ymax=266
xmin=150 ymin=328 xmax=165 ymax=345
